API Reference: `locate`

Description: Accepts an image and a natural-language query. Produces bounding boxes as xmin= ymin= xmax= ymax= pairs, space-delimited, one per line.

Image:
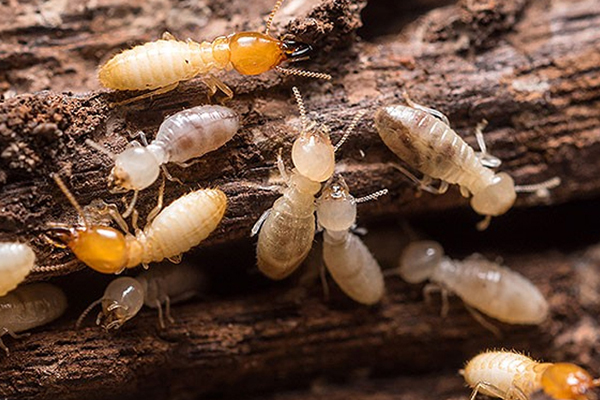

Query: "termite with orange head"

xmin=45 ymin=174 xmax=226 ymax=274
xmin=251 ymin=87 xmax=365 ymax=280
xmin=462 ymin=350 xmax=600 ymax=400
xmin=374 ymin=97 xmax=560 ymax=230
xmin=98 ymin=0 xmax=331 ymax=104
xmin=315 ymin=174 xmax=388 ymax=305
xmin=77 ymin=262 xmax=206 ymax=330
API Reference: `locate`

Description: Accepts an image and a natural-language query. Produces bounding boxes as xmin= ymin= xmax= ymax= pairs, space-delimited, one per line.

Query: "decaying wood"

xmin=0 ymin=0 xmax=599 ymax=399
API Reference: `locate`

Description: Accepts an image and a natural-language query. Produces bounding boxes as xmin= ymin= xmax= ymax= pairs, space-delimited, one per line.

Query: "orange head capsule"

xmin=46 ymin=226 xmax=128 ymax=274
xmin=542 ymin=363 xmax=600 ymax=400
xmin=227 ymin=32 xmax=312 ymax=75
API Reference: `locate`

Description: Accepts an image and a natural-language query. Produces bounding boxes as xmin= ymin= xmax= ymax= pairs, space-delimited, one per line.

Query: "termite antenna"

xmin=355 ymin=188 xmax=389 ymax=204
xmin=292 ymin=86 xmax=309 ymax=131
xmin=85 ymin=139 xmax=116 ymax=160
xmin=514 ymin=177 xmax=561 ymax=197
xmin=265 ymin=0 xmax=285 ymax=36
xmin=275 ymin=66 xmax=332 ymax=81
xmin=52 ymin=173 xmax=89 ymax=228
xmin=334 ymin=110 xmax=366 ymax=152
xmin=75 ymin=298 xmax=103 ymax=329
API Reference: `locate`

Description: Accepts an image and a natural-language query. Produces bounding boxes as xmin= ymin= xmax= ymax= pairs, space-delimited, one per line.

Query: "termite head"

xmin=111 ymin=146 xmax=161 ymax=191
xmin=316 ymin=175 xmax=357 ymax=232
xmin=46 ymin=225 xmax=128 ymax=274
xmin=292 ymin=122 xmax=335 ymax=182
xmin=97 ymin=277 xmax=145 ymax=330
xmin=470 ymin=172 xmax=517 ymax=217
xmin=541 ymin=363 xmax=600 ymax=400
xmin=228 ymin=32 xmax=289 ymax=75
xmin=399 ymin=240 xmax=444 ymax=283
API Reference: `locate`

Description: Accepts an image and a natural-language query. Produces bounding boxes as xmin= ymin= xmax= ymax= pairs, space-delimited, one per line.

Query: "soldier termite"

xmin=0 ymin=242 xmax=36 ymax=296
xmin=397 ymin=240 xmax=549 ymax=332
xmin=0 ymin=283 xmax=67 ymax=355
xmin=374 ymin=99 xmax=560 ymax=230
xmin=87 ymin=105 xmax=239 ymax=214
xmin=98 ymin=0 xmax=331 ymax=104
xmin=251 ymin=87 xmax=363 ymax=280
xmin=462 ymin=350 xmax=600 ymax=400
xmin=46 ymin=174 xmax=227 ymax=274
xmin=77 ymin=262 xmax=206 ymax=330
xmin=315 ymin=175 xmax=388 ymax=305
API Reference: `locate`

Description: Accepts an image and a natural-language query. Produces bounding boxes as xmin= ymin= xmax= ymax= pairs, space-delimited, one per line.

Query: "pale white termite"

xmin=77 ymin=262 xmax=206 ymax=330
xmin=0 ymin=283 xmax=67 ymax=355
xmin=315 ymin=175 xmax=388 ymax=305
xmin=98 ymin=0 xmax=331 ymax=104
xmin=87 ymin=105 xmax=239 ymax=214
xmin=398 ymin=240 xmax=549 ymax=327
xmin=374 ymin=100 xmax=560 ymax=229
xmin=251 ymin=87 xmax=363 ymax=280
xmin=0 ymin=242 xmax=36 ymax=296
xmin=46 ymin=175 xmax=227 ymax=274
xmin=462 ymin=350 xmax=600 ymax=400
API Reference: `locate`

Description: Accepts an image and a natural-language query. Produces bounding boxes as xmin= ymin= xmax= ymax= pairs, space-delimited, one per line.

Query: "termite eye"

xmin=282 ymin=40 xmax=312 ymax=61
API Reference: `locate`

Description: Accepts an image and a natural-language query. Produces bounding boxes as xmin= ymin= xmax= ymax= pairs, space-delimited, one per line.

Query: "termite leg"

xmin=202 ymin=74 xmax=234 ymax=99
xmin=161 ymin=165 xmax=184 ymax=185
xmin=155 ymin=299 xmax=166 ymax=329
xmin=114 ymin=82 xmax=180 ymax=106
xmin=161 ymin=31 xmax=177 ymax=40
xmin=402 ymin=92 xmax=450 ymax=126
xmin=468 ymin=382 xmax=506 ymax=400
xmin=167 ymin=254 xmax=182 ymax=264
xmin=473 ymin=120 xmax=501 ymax=168
xmin=251 ymin=208 xmax=272 ymax=237
xmin=146 ymin=175 xmax=166 ymax=224
xmin=464 ymin=304 xmax=502 ymax=338
xmin=476 ymin=215 xmax=492 ymax=231
xmin=389 ymin=163 xmax=449 ymax=195
xmin=164 ymin=296 xmax=175 ymax=324
xmin=0 ymin=327 xmax=29 ymax=356
xmin=423 ymin=283 xmax=450 ymax=317
xmin=276 ymin=149 xmax=290 ymax=183
xmin=505 ymin=385 xmax=529 ymax=400
xmin=121 ymin=190 xmax=139 ymax=219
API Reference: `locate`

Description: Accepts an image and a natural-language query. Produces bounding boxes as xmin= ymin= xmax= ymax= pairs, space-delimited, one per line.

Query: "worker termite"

xmin=0 ymin=283 xmax=67 ymax=355
xmin=77 ymin=262 xmax=206 ymax=330
xmin=46 ymin=174 xmax=227 ymax=274
xmin=462 ymin=350 xmax=600 ymax=400
xmin=251 ymin=87 xmax=363 ymax=280
xmin=374 ymin=100 xmax=560 ymax=229
xmin=98 ymin=0 xmax=331 ymax=104
xmin=87 ymin=104 xmax=239 ymax=213
xmin=315 ymin=175 xmax=388 ymax=305
xmin=0 ymin=242 xmax=36 ymax=296
xmin=397 ymin=240 xmax=549 ymax=330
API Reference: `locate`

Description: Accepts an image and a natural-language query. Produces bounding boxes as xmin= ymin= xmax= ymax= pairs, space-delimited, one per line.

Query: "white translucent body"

xmin=464 ymin=351 xmax=548 ymax=399
xmin=316 ymin=177 xmax=384 ymax=305
xmin=0 ymin=283 xmax=67 ymax=333
xmin=257 ymin=173 xmax=321 ymax=279
xmin=126 ymin=188 xmax=227 ymax=267
xmin=98 ymin=263 xmax=205 ymax=328
xmin=400 ymin=241 xmax=549 ymax=324
xmin=291 ymin=124 xmax=335 ymax=183
xmin=112 ymin=105 xmax=239 ymax=191
xmin=0 ymin=242 xmax=36 ymax=296
xmin=375 ymin=106 xmax=517 ymax=217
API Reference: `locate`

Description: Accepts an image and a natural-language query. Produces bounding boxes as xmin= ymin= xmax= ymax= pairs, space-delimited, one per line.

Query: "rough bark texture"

xmin=0 ymin=0 xmax=599 ymax=398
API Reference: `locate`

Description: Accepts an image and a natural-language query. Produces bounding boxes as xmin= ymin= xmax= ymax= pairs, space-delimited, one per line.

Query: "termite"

xmin=98 ymin=0 xmax=331 ymax=104
xmin=462 ymin=350 xmax=600 ymax=400
xmin=0 ymin=242 xmax=36 ymax=296
xmin=374 ymin=99 xmax=560 ymax=229
xmin=46 ymin=174 xmax=227 ymax=274
xmin=77 ymin=262 xmax=206 ymax=330
xmin=397 ymin=240 xmax=549 ymax=331
xmin=87 ymin=104 xmax=239 ymax=213
xmin=251 ymin=87 xmax=362 ymax=280
xmin=315 ymin=175 xmax=388 ymax=305
xmin=0 ymin=283 xmax=67 ymax=355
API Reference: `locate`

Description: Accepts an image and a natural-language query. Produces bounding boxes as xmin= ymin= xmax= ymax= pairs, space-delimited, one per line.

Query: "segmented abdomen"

xmin=0 ymin=283 xmax=68 ymax=333
xmin=323 ymin=231 xmax=384 ymax=305
xmin=0 ymin=242 xmax=35 ymax=296
xmin=257 ymin=197 xmax=316 ymax=280
xmin=375 ymin=106 xmax=494 ymax=194
xmin=99 ymin=39 xmax=216 ymax=91
xmin=463 ymin=351 xmax=542 ymax=398
xmin=435 ymin=257 xmax=549 ymax=324
xmin=129 ymin=189 xmax=227 ymax=266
